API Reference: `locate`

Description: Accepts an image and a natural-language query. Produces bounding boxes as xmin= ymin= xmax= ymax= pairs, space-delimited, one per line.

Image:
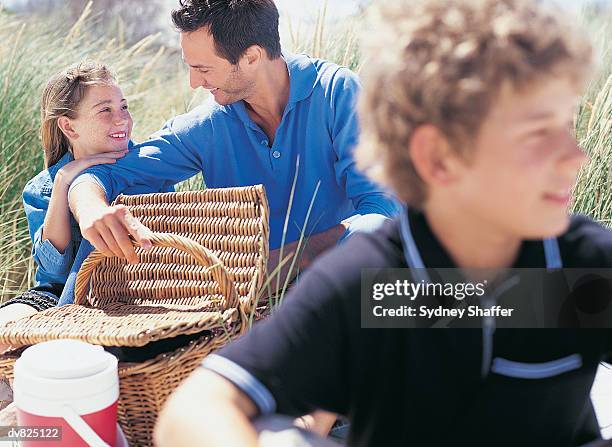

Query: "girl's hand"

xmin=55 ymin=149 xmax=128 ymax=188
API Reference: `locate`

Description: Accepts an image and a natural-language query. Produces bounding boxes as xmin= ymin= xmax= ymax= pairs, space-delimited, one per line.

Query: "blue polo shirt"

xmin=71 ymin=53 xmax=399 ymax=249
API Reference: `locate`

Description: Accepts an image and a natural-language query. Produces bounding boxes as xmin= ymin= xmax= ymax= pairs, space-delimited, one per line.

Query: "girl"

xmin=0 ymin=60 xmax=169 ymax=327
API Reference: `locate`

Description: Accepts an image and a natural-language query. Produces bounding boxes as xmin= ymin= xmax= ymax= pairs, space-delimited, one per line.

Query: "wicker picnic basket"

xmin=0 ymin=185 xmax=269 ymax=446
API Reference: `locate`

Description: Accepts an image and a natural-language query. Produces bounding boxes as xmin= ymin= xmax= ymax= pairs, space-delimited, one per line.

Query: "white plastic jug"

xmin=13 ymin=339 xmax=119 ymax=446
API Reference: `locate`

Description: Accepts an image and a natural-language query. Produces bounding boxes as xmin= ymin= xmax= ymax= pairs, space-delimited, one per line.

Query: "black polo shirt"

xmin=205 ymin=211 xmax=612 ymax=446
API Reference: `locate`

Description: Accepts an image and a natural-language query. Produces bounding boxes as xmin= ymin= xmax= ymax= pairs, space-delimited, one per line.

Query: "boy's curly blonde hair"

xmin=355 ymin=0 xmax=593 ymax=208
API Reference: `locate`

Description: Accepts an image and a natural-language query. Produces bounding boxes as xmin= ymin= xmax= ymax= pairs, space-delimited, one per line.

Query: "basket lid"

xmin=0 ymin=303 xmax=241 ymax=347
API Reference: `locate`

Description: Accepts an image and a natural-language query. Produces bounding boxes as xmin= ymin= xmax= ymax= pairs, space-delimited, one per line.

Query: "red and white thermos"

xmin=13 ymin=339 xmax=122 ymax=446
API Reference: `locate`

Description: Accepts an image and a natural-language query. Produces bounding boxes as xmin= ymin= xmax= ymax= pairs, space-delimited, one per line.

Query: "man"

xmin=66 ymin=0 xmax=396 ymax=436
xmin=67 ymin=0 xmax=399 ymax=279
xmin=153 ymin=0 xmax=612 ymax=446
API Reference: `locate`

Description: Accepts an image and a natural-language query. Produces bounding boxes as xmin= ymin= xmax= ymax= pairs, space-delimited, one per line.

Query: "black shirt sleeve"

xmin=211 ymin=263 xmax=353 ymax=417
xmin=563 ymin=216 xmax=612 ymax=358
xmin=562 ymin=215 xmax=612 ymax=267
xmin=204 ymin=220 xmax=403 ymax=417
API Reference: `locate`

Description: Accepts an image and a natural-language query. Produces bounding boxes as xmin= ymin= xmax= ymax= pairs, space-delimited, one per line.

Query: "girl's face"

xmin=66 ymin=83 xmax=133 ymax=157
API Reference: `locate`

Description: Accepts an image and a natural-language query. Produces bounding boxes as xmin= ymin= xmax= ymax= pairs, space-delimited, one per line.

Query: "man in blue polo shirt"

xmin=68 ymin=0 xmax=398 ymax=276
xmin=67 ymin=1 xmax=396 ymax=434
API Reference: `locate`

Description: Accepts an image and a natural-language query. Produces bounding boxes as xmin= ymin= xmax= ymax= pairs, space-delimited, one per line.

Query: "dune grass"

xmin=0 ymin=1 xmax=610 ymax=303
xmin=572 ymin=7 xmax=612 ymax=224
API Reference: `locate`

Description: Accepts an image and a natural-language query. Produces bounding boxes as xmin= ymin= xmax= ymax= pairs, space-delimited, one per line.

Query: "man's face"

xmin=448 ymin=77 xmax=586 ymax=239
xmin=180 ymin=29 xmax=255 ymax=105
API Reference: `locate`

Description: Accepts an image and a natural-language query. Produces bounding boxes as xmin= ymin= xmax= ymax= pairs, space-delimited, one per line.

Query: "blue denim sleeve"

xmin=330 ymin=69 xmax=401 ymax=242
xmin=23 ymin=181 xmax=75 ymax=278
xmin=69 ymin=115 xmax=206 ymax=202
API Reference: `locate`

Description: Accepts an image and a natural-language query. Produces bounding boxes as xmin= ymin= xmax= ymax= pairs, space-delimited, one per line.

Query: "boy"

xmin=155 ymin=0 xmax=612 ymax=445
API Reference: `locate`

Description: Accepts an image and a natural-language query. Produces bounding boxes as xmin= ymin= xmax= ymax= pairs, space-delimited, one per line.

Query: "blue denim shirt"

xmin=24 ymin=149 xmax=174 ymax=291
xmin=24 ymin=151 xmax=82 ymax=286
xmin=71 ymin=53 xmax=400 ymax=249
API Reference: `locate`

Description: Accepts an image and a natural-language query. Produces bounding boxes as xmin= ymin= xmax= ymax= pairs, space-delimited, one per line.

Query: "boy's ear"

xmin=409 ymin=124 xmax=460 ymax=187
xmin=57 ymin=116 xmax=78 ymax=140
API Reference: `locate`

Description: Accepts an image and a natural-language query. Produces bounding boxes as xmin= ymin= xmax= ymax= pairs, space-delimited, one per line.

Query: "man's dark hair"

xmin=172 ymin=0 xmax=282 ymax=64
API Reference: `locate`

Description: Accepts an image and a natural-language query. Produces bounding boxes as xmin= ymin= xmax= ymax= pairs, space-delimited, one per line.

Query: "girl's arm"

xmin=23 ymin=181 xmax=74 ymax=279
xmin=41 ymin=174 xmax=72 ymax=254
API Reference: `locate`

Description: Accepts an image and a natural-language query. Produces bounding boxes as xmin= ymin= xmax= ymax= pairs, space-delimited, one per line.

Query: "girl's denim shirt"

xmin=23 ymin=151 xmax=82 ymax=287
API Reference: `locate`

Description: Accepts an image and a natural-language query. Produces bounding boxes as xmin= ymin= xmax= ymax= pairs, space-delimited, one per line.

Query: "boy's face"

xmin=450 ymin=77 xmax=586 ymax=239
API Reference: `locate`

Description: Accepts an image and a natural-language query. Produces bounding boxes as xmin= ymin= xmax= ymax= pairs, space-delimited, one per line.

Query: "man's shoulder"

xmin=162 ymin=97 xmax=227 ymax=133
xmin=310 ymin=56 xmax=357 ymax=78
xmin=311 ymin=57 xmax=360 ymax=92
xmin=287 ymin=52 xmax=359 ymax=93
xmin=559 ymin=215 xmax=612 ymax=267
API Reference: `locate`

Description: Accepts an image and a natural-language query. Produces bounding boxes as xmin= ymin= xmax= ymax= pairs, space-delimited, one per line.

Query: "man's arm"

xmin=155 ymin=368 xmax=259 ymax=447
xmin=331 ymin=68 xmax=400 ymax=235
xmin=67 ymin=114 xmax=208 ymax=260
xmin=70 ymin=116 xmax=204 ymax=207
xmin=68 ymin=182 xmax=153 ymax=263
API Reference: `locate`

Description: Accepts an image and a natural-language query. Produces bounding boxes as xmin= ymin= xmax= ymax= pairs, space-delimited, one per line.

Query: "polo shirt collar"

xmin=407 ymin=208 xmax=455 ymax=268
xmin=407 ymin=208 xmax=546 ymax=269
xmin=283 ymin=51 xmax=317 ymax=104
xmin=225 ymin=51 xmax=317 ymax=128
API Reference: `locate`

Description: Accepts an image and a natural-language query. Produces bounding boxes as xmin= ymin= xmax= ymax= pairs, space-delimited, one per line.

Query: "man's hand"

xmin=69 ymin=179 xmax=154 ymax=263
xmin=78 ymin=203 xmax=153 ymax=264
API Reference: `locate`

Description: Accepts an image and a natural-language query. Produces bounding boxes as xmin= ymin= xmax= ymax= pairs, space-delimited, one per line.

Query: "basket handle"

xmin=74 ymin=233 xmax=239 ymax=311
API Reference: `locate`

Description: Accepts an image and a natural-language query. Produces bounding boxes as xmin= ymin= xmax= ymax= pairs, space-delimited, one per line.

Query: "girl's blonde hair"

xmin=40 ymin=61 xmax=116 ymax=168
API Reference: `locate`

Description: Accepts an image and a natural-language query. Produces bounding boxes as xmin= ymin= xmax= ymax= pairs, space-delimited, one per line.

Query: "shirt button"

xmin=261 ymin=139 xmax=268 ymax=146
xmin=272 ymin=150 xmax=281 ymax=159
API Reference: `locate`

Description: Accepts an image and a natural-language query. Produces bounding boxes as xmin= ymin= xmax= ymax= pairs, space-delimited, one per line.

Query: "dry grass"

xmin=0 ymin=1 xmax=610 ymax=302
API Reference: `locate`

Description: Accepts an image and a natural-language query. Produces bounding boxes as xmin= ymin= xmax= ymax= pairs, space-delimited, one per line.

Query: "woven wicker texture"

xmin=0 ymin=187 xmax=269 ymax=347
xmin=0 ymin=186 xmax=270 ymax=446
